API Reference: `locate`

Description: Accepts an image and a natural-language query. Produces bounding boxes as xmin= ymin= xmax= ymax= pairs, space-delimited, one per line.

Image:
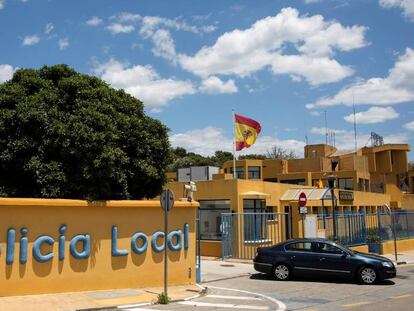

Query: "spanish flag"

xmin=235 ymin=113 xmax=261 ymax=151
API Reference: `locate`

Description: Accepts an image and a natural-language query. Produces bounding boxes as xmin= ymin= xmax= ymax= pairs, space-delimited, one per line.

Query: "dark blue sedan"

xmin=253 ymin=239 xmax=396 ymax=284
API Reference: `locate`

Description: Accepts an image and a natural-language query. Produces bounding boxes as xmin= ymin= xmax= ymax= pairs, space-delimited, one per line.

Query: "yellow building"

xmin=165 ymin=143 xmax=414 ymax=258
xmin=222 ymin=143 xmax=411 ymax=208
xmin=167 ymin=178 xmax=391 ymax=258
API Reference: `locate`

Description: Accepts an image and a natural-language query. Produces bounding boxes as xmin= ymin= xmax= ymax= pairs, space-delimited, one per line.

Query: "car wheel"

xmin=274 ymin=264 xmax=290 ymax=281
xmin=359 ymin=266 xmax=377 ymax=284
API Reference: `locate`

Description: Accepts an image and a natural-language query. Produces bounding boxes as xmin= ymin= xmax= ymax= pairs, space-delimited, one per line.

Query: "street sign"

xmin=300 ymin=206 xmax=308 ymax=214
xmin=160 ymin=189 xmax=174 ymax=211
xmin=298 ymin=192 xmax=307 ymax=207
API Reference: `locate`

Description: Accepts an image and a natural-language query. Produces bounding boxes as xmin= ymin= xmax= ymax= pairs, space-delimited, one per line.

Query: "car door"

xmin=311 ymin=242 xmax=353 ymax=277
xmin=284 ymin=242 xmax=321 ymax=275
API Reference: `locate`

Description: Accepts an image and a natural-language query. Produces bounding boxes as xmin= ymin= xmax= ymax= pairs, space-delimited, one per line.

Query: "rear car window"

xmin=285 ymin=242 xmax=312 ymax=252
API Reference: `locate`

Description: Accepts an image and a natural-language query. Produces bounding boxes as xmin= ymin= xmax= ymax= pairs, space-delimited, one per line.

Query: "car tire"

xmin=358 ymin=266 xmax=377 ymax=285
xmin=273 ymin=264 xmax=291 ymax=281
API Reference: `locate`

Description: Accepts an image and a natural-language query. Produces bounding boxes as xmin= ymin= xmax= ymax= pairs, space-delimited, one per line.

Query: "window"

xmin=248 ymin=166 xmax=261 ymax=179
xmin=312 ymin=242 xmax=343 ymax=255
xmin=338 ymin=178 xmax=354 ymax=190
xmin=230 ymin=167 xmax=244 ymax=179
xmin=199 ymin=200 xmax=230 ymax=241
xmin=285 ymin=242 xmax=312 ymax=252
xmin=243 ymin=199 xmax=266 ymax=241
xmin=280 ymin=179 xmax=306 ymax=185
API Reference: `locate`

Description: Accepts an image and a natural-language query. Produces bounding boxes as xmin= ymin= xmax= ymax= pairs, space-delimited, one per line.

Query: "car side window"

xmin=312 ymin=242 xmax=343 ymax=255
xmin=285 ymin=242 xmax=312 ymax=252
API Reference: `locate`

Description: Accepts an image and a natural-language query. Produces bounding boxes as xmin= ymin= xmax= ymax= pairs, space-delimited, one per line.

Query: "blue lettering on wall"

xmin=70 ymin=234 xmax=91 ymax=259
xmin=2 ymin=223 xmax=189 ymax=265
xmin=33 ymin=235 xmax=54 ymax=263
xmin=184 ymin=223 xmax=189 ymax=250
xmin=111 ymin=225 xmax=128 ymax=256
xmin=19 ymin=228 xmax=28 ymax=264
xmin=6 ymin=228 xmax=16 ymax=265
xmin=151 ymin=231 xmax=165 ymax=253
xmin=131 ymin=231 xmax=148 ymax=254
xmin=59 ymin=225 xmax=67 ymax=261
xmin=167 ymin=230 xmax=182 ymax=251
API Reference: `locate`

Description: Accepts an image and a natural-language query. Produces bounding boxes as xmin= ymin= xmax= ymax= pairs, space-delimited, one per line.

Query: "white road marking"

xmin=207 ymin=294 xmax=262 ymax=300
xmin=179 ymin=301 xmax=269 ymax=310
xmin=208 ymin=285 xmax=287 ymax=311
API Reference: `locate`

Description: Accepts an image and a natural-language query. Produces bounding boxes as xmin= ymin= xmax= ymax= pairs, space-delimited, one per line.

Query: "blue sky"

xmin=1 ymin=0 xmax=414 ymax=158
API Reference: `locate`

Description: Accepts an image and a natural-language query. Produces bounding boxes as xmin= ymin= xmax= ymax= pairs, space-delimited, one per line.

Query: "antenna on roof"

xmin=353 ymin=94 xmax=358 ymax=153
xmin=324 ymin=111 xmax=328 ymax=145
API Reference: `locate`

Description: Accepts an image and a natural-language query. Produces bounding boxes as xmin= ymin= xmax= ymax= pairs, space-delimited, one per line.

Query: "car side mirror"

xmin=341 ymin=252 xmax=349 ymax=258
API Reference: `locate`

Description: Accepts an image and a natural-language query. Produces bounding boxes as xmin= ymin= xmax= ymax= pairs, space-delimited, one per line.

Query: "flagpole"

xmin=232 ymin=109 xmax=236 ymax=179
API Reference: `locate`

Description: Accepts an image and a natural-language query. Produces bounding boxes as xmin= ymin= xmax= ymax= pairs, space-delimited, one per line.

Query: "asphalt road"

xmin=103 ymin=264 xmax=414 ymax=311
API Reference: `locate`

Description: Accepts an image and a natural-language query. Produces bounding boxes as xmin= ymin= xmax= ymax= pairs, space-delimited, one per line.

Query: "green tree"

xmin=0 ymin=65 xmax=170 ymax=200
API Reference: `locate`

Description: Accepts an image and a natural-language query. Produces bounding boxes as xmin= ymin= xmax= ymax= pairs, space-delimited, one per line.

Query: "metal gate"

xmin=221 ymin=212 xmax=290 ymax=259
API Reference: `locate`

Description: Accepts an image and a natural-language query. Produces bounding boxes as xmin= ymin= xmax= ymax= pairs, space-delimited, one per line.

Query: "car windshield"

xmin=333 ymin=242 xmax=354 ymax=255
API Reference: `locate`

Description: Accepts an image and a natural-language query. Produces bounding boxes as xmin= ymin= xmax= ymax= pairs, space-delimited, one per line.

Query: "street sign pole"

xmin=299 ymin=193 xmax=307 ymax=238
xmin=160 ymin=189 xmax=174 ymax=299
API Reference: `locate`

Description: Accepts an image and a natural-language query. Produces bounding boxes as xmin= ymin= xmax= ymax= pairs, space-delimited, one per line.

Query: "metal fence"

xmin=317 ymin=210 xmax=414 ymax=249
xmin=221 ymin=212 xmax=290 ymax=260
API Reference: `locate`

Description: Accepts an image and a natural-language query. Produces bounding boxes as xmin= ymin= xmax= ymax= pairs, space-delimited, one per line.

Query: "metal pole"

xmin=392 ymin=210 xmax=398 ymax=262
xmin=164 ymin=193 xmax=168 ymax=296
xmin=302 ymin=214 xmax=305 ymax=238
xmin=197 ymin=207 xmax=201 ymax=282
xmin=232 ymin=109 xmax=237 ymax=179
xmin=331 ymin=188 xmax=337 ymax=241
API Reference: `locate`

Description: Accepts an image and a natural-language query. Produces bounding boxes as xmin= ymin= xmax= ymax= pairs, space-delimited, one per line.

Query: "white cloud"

xmin=58 ymin=38 xmax=69 ymax=50
xmin=86 ymin=16 xmax=103 ymax=27
xmin=170 ymin=126 xmax=305 ymax=156
xmin=199 ymin=76 xmax=238 ymax=94
xmin=380 ymin=0 xmax=414 ymax=21
xmin=105 ymin=23 xmax=134 ymax=34
xmin=404 ymin=121 xmax=414 ymax=130
xmin=22 ymin=35 xmax=40 ymax=46
xmin=0 ymin=0 xmax=4 ymax=10
xmin=149 ymin=29 xmax=177 ymax=62
xmin=344 ymin=106 xmax=399 ymax=124
xmin=94 ymin=59 xmax=196 ymax=112
xmin=307 ymin=48 xmax=414 ymax=108
xmin=177 ymin=7 xmax=366 ymax=85
xmin=270 ymin=54 xmax=354 ymax=86
xmin=311 ymin=126 xmax=409 ymax=150
xmin=112 ymin=12 xmax=142 ymax=23
xmin=0 ymin=64 xmax=15 ymax=83
xmin=44 ymin=23 xmax=54 ymax=35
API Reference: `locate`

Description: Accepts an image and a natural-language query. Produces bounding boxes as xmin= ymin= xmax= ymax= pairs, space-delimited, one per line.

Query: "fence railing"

xmin=221 ymin=212 xmax=289 ymax=260
xmin=317 ymin=210 xmax=414 ymax=248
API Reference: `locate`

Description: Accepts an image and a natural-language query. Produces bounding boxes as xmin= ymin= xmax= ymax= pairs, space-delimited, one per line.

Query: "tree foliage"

xmin=0 ymin=65 xmax=170 ymax=200
xmin=266 ymin=146 xmax=297 ymax=160
xmin=167 ymin=146 xmax=297 ymax=171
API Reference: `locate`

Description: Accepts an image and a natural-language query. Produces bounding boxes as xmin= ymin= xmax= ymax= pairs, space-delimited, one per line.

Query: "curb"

xmin=201 ymin=273 xmax=253 ymax=284
xmin=77 ymin=284 xmax=207 ymax=311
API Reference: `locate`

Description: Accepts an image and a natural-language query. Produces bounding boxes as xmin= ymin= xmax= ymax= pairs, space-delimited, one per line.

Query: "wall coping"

xmin=0 ymin=198 xmax=199 ymax=208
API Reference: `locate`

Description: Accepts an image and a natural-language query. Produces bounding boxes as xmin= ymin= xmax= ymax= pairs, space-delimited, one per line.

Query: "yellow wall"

xmin=349 ymin=245 xmax=369 ymax=253
xmin=200 ymin=241 xmax=221 ymax=257
xmin=382 ymin=238 xmax=414 ymax=254
xmin=402 ymin=194 xmax=414 ymax=210
xmin=0 ymin=198 xmax=197 ymax=296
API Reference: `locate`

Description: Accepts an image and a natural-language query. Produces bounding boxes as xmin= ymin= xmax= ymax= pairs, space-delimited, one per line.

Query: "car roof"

xmin=283 ymin=238 xmax=333 ymax=244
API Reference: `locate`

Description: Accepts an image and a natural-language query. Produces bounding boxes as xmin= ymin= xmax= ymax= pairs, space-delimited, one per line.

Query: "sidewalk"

xmin=0 ymin=284 xmax=202 ymax=311
xmin=383 ymin=249 xmax=414 ymax=265
xmin=200 ymin=257 xmax=255 ymax=283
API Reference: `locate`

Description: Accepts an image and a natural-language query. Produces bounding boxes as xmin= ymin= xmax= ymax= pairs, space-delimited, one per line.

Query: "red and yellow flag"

xmin=235 ymin=113 xmax=261 ymax=151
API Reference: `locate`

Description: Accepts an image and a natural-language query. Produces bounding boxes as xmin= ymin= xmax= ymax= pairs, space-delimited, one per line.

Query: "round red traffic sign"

xmin=298 ymin=192 xmax=307 ymax=207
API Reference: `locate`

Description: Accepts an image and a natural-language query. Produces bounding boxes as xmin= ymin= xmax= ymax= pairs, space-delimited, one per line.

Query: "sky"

xmin=1 ymin=0 xmax=414 ymax=159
